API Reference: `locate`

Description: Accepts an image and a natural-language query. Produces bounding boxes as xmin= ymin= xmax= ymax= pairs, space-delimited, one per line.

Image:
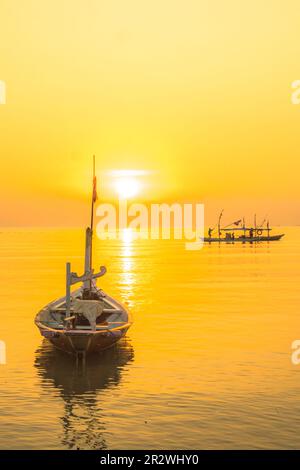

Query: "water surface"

xmin=0 ymin=227 xmax=299 ymax=449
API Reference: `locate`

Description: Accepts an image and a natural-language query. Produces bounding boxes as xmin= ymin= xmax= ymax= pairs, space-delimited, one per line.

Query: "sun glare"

xmin=114 ymin=177 xmax=141 ymax=199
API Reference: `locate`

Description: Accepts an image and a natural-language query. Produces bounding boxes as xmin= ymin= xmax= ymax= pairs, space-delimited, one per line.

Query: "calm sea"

xmin=0 ymin=227 xmax=299 ymax=449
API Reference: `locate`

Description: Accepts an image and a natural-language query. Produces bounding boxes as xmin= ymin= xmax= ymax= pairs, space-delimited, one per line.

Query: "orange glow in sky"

xmin=0 ymin=1 xmax=300 ymax=226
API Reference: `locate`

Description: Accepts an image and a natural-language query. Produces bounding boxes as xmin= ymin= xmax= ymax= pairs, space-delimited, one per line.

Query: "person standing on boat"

xmin=249 ymin=228 xmax=254 ymax=238
xmin=208 ymin=227 xmax=213 ymax=239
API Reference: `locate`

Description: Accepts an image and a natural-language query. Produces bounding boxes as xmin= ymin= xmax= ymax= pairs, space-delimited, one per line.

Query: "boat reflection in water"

xmin=34 ymin=339 xmax=134 ymax=449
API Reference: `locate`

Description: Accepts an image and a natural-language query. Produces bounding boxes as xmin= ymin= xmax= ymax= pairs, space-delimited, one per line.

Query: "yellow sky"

xmin=1 ymin=0 xmax=300 ymax=226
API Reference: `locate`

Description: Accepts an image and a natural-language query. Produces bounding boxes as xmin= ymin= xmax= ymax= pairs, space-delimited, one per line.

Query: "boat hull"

xmin=202 ymin=234 xmax=285 ymax=243
xmin=35 ymin=288 xmax=132 ymax=356
xmin=38 ymin=325 xmax=130 ymax=355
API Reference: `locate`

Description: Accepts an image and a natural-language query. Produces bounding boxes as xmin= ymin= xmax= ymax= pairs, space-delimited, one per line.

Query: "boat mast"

xmin=90 ymin=155 xmax=97 ymax=272
xmin=218 ymin=209 xmax=224 ymax=241
xmin=65 ymin=157 xmax=102 ymax=311
xmin=88 ymin=155 xmax=97 ymax=290
xmin=66 ymin=262 xmax=71 ymax=317
xmin=83 ymin=227 xmax=92 ymax=291
xmin=83 ymin=156 xmax=97 ymax=292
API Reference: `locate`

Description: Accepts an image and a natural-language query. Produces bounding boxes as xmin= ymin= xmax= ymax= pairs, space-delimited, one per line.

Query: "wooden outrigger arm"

xmin=69 ymin=266 xmax=106 ymax=285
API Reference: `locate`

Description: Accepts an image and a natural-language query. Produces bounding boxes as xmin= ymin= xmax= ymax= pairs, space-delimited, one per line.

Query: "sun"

xmin=114 ymin=177 xmax=141 ymax=199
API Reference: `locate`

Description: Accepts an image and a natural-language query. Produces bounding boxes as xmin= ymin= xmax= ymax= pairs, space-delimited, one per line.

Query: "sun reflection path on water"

xmin=119 ymin=228 xmax=136 ymax=307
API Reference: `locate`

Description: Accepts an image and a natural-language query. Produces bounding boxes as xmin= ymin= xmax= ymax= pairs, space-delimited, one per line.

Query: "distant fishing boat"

xmin=202 ymin=211 xmax=285 ymax=243
xmin=35 ymin=157 xmax=132 ymax=359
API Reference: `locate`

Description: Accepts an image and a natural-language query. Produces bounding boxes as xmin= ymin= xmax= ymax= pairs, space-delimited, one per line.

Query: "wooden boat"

xmin=202 ymin=211 xmax=285 ymax=243
xmin=35 ymin=157 xmax=132 ymax=358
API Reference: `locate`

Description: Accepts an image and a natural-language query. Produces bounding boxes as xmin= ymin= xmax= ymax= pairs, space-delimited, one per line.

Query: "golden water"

xmin=0 ymin=227 xmax=299 ymax=449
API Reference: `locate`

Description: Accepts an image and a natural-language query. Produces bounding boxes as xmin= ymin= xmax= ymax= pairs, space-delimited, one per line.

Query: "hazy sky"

xmin=1 ymin=0 xmax=300 ymax=226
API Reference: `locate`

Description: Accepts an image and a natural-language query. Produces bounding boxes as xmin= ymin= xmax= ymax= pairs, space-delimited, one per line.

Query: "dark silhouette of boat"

xmin=202 ymin=211 xmax=285 ymax=243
